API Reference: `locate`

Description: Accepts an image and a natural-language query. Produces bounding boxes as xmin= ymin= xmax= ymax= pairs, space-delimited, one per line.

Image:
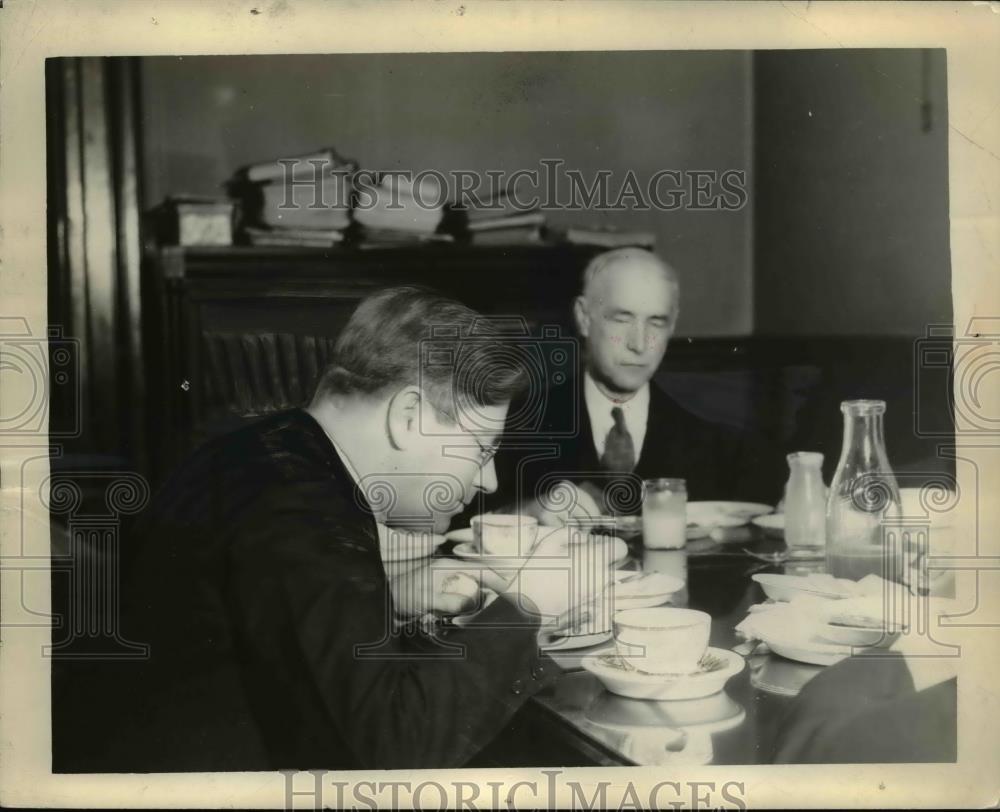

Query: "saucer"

xmin=453 ymin=537 xmax=629 ymax=566
xmin=581 ymin=646 xmax=745 ymax=701
xmin=444 ymin=524 xmax=561 ymax=546
xmin=764 ymin=638 xmax=851 ymax=667
xmin=540 ymin=630 xmax=613 ymax=651
xmin=688 ymin=501 xmax=773 ymax=521
xmin=610 ymin=570 xmax=684 ymax=610
xmin=748 ymin=653 xmax=825 ymax=696
xmin=686 ymin=516 xmax=746 ymax=540
xmin=452 ymin=542 xmax=533 ymax=561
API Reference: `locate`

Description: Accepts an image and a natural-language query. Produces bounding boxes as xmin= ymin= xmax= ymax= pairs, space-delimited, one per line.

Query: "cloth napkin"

xmin=735 ymin=595 xmax=850 ymax=653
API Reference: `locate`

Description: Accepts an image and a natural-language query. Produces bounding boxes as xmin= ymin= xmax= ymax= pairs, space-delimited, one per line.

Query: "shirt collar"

xmin=583 ymin=370 xmax=650 ymax=414
xmin=309 ymin=413 xmax=390 ymax=545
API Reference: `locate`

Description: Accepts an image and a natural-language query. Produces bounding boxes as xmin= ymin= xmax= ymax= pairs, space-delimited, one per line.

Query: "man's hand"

xmin=389 ymin=557 xmax=511 ymax=619
xmin=500 ymin=527 xmax=615 ymax=626
xmin=533 ymin=480 xmax=604 ymax=526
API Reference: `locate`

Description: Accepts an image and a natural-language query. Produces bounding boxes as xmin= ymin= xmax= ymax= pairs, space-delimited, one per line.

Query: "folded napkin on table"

xmin=736 ymin=576 xmax=961 ymax=683
xmin=735 ymin=595 xmax=850 ymax=653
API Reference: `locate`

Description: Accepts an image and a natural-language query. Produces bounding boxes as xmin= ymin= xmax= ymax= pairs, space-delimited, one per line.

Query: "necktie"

xmin=601 ymin=406 xmax=636 ymax=473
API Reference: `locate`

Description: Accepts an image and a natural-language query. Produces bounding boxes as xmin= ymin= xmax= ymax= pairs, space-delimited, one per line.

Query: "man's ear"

xmin=573 ymin=296 xmax=590 ymax=338
xmin=386 ymin=386 xmax=423 ymax=451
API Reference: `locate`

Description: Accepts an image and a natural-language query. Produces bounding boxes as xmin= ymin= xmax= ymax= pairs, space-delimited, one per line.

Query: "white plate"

xmin=750 ymin=513 xmax=785 ymax=538
xmin=610 ymin=570 xmax=684 ymax=610
xmin=686 ymin=501 xmax=774 ymax=540
xmin=581 ymin=646 xmax=745 ymax=701
xmin=567 ymin=514 xmax=643 ymax=536
xmin=749 ymin=654 xmax=825 ymax=696
xmin=585 ymin=689 xmax=745 ymax=732
xmin=453 ymin=537 xmax=629 ymax=566
xmin=685 ymin=516 xmax=746 ymax=540
xmin=752 ymin=573 xmax=858 ymax=602
xmin=765 ymin=638 xmax=851 ymax=667
xmin=688 ymin=501 xmax=773 ymax=523
xmin=444 ymin=524 xmax=562 ymax=546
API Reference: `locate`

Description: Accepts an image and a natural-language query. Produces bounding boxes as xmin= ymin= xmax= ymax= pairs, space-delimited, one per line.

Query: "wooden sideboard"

xmin=143 ymin=244 xmax=605 ymax=479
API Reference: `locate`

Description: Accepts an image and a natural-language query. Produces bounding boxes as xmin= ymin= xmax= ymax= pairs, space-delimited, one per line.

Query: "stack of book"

xmin=150 ymin=196 xmax=235 ymax=246
xmin=457 ymin=191 xmax=546 ymax=245
xmin=231 ymin=148 xmax=356 ymax=247
xmin=548 ymin=224 xmax=656 ymax=249
xmin=352 ymin=173 xmax=451 ymax=246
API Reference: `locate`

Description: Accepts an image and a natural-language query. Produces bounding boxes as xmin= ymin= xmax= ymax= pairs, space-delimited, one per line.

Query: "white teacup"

xmin=613 ymin=607 xmax=711 ymax=675
xmin=472 ymin=514 xmax=539 ymax=557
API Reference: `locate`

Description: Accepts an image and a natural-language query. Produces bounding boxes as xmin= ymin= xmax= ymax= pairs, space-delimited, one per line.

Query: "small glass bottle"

xmin=825 ymin=400 xmax=901 ymax=581
xmin=784 ymin=452 xmax=827 ymax=549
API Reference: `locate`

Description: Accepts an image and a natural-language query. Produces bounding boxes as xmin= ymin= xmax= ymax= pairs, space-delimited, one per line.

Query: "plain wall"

xmin=139 ymin=50 xmax=953 ymax=339
xmin=139 ymin=51 xmax=755 ymax=337
xmin=753 ymin=49 xmax=952 ymax=336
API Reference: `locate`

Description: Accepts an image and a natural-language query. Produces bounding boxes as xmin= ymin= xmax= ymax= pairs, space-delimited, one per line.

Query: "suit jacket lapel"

xmin=573 ymin=375 xmax=602 ymax=472
xmin=635 ymin=382 xmax=683 ymax=478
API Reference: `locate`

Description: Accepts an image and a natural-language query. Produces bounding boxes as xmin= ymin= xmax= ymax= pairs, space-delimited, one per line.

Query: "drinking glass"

xmin=642 ymin=478 xmax=687 ymax=550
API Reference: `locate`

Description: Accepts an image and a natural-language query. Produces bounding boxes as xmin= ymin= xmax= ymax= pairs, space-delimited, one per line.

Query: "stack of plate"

xmin=738 ymin=577 xmax=904 ymax=666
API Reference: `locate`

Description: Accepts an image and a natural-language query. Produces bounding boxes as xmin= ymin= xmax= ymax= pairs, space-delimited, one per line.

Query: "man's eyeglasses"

xmin=426 ymin=402 xmax=500 ymax=469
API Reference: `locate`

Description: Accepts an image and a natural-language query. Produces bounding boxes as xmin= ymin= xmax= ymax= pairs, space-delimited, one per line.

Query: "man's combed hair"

xmin=314 ymin=286 xmax=528 ymax=418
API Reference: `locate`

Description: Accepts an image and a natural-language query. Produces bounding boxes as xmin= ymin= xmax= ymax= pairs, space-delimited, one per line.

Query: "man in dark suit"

xmin=490 ymin=247 xmax=777 ymax=521
xmin=772 ymin=653 xmax=956 ymax=763
xmin=89 ymin=287 xmax=575 ymax=772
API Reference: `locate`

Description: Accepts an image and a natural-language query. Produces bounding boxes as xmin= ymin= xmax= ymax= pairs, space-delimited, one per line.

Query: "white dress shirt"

xmin=583 ymin=372 xmax=650 ymax=462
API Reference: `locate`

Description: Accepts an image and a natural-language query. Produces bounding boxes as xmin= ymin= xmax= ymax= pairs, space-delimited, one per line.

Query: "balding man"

xmin=488 ymin=247 xmax=777 ymax=521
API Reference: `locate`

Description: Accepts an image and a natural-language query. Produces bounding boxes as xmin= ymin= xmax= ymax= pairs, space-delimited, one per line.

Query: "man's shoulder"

xmin=145 ymin=409 xmax=358 ymax=530
xmin=172 ymin=410 xmax=337 ymax=484
xmin=644 ymin=379 xmax=754 ymax=455
xmin=647 ymin=379 xmax=721 ymax=427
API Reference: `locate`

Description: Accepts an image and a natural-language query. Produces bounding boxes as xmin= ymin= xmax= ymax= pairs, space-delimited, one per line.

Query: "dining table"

xmin=456 ymin=527 xmax=859 ymax=768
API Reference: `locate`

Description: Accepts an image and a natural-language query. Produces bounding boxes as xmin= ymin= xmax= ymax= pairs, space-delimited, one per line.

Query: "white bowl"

xmin=816 ymin=622 xmax=897 ymax=647
xmin=752 ymin=573 xmax=856 ymax=602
